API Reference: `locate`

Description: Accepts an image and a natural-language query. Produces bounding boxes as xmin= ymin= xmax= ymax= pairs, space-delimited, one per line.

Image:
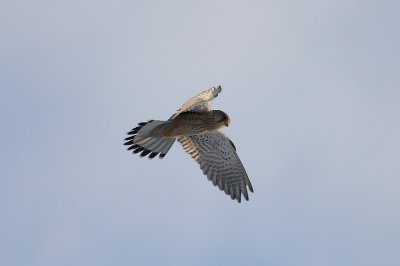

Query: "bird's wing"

xmin=170 ymin=86 xmax=222 ymax=119
xmin=178 ymin=131 xmax=253 ymax=203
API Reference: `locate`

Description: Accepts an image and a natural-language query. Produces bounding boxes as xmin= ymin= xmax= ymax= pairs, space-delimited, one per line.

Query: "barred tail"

xmin=124 ymin=120 xmax=176 ymax=159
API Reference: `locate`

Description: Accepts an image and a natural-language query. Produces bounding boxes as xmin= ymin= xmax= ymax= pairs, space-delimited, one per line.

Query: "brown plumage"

xmin=124 ymin=86 xmax=253 ymax=203
xmin=161 ymin=110 xmax=229 ymax=137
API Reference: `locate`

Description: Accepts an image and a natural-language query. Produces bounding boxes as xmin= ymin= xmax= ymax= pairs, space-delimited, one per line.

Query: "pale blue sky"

xmin=1 ymin=1 xmax=399 ymax=265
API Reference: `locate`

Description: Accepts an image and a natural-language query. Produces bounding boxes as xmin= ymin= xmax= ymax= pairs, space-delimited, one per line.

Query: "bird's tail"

xmin=124 ymin=120 xmax=176 ymax=159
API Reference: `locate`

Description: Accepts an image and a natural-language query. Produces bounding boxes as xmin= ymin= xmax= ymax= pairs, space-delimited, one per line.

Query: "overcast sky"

xmin=1 ymin=1 xmax=399 ymax=265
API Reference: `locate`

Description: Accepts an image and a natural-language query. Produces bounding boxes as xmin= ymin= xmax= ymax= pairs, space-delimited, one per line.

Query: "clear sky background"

xmin=1 ymin=1 xmax=399 ymax=265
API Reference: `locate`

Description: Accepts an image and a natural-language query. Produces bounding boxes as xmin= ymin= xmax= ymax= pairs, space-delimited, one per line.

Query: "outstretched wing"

xmin=178 ymin=131 xmax=253 ymax=203
xmin=170 ymin=85 xmax=222 ymax=119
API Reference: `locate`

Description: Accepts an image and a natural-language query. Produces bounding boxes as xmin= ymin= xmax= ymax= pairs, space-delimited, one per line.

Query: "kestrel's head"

xmin=212 ymin=110 xmax=230 ymax=128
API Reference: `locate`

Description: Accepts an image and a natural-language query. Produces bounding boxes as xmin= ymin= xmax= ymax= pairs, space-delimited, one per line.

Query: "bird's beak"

xmin=224 ymin=117 xmax=230 ymax=127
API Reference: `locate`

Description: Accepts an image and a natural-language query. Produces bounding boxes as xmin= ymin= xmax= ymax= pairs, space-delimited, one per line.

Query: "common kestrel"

xmin=124 ymin=86 xmax=253 ymax=202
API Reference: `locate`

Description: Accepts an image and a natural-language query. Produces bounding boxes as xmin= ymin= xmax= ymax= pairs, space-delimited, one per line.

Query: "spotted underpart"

xmin=124 ymin=120 xmax=166 ymax=159
xmin=123 ymin=86 xmax=254 ymax=203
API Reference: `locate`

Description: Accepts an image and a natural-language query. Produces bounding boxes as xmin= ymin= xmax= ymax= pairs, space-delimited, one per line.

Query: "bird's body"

xmin=124 ymin=86 xmax=253 ymax=202
xmin=153 ymin=110 xmax=228 ymax=138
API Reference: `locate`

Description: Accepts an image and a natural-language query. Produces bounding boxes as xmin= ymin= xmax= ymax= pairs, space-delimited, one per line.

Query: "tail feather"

xmin=124 ymin=120 xmax=176 ymax=159
xmin=158 ymin=138 xmax=176 ymax=156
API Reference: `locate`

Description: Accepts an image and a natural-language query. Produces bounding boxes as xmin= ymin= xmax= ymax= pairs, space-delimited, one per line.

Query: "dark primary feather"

xmin=178 ymin=132 xmax=253 ymax=203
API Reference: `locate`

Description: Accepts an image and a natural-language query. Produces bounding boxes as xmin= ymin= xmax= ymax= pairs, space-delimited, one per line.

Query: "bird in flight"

xmin=124 ymin=86 xmax=253 ymax=202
